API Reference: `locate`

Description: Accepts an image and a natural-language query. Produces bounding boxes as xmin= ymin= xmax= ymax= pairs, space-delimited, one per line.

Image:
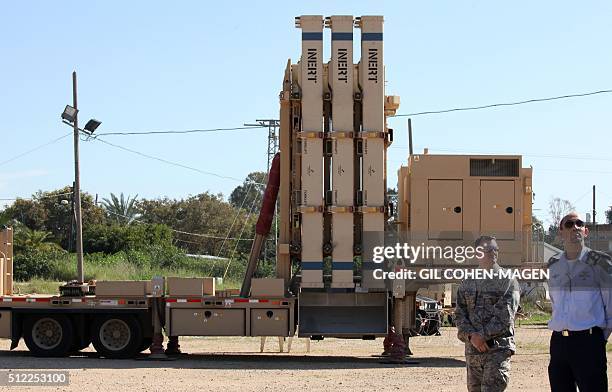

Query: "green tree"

xmin=101 ymin=193 xmax=140 ymax=225
xmin=12 ymin=222 xmax=66 ymax=281
xmin=606 ymin=206 xmax=612 ymax=224
xmin=13 ymin=225 xmax=60 ymax=253
xmin=1 ymin=198 xmax=47 ymax=231
xmin=83 ymin=222 xmax=173 ymax=254
xmin=229 ymin=172 xmax=267 ymax=212
xmin=137 ymin=192 xmax=256 ymax=257
xmin=2 ymin=186 xmax=106 ymax=250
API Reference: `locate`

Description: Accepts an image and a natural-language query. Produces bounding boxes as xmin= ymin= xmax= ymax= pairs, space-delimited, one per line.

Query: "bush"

xmin=13 ymin=246 xmax=67 ymax=281
xmin=83 ymin=223 xmax=173 ymax=254
xmin=147 ymin=244 xmax=187 ymax=269
xmin=83 ymin=224 xmax=126 ymax=254
xmin=124 ymin=224 xmax=173 ymax=250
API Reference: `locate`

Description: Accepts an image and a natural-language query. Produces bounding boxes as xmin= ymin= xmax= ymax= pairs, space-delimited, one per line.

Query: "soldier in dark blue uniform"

xmin=547 ymin=212 xmax=612 ymax=391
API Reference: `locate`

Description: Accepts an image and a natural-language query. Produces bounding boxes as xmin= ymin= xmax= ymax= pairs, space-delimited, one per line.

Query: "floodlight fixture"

xmin=84 ymin=119 xmax=102 ymax=134
xmin=61 ymin=105 xmax=78 ymax=123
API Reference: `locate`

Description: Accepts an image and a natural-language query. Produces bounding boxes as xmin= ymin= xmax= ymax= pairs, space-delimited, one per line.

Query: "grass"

xmin=11 ymin=249 xmax=266 ymax=294
xmin=14 ymin=279 xmax=63 ymax=295
xmin=517 ymin=301 xmax=551 ymax=326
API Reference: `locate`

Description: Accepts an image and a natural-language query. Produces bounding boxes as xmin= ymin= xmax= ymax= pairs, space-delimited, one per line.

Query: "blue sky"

xmin=1 ymin=1 xmax=611 ymax=228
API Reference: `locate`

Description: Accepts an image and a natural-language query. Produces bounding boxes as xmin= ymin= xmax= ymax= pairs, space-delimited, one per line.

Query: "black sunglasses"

xmin=563 ymin=219 xmax=585 ymax=229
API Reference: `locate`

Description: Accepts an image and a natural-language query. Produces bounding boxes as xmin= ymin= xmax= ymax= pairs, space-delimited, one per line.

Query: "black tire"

xmin=138 ymin=337 xmax=152 ymax=353
xmin=23 ymin=315 xmax=74 ymax=357
xmin=427 ymin=313 xmax=442 ymax=336
xmin=91 ymin=315 xmax=143 ymax=359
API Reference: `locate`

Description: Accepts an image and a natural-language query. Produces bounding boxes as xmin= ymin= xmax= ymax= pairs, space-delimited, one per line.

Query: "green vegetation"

xmin=11 ymin=249 xmax=274 ymax=294
xmin=0 ymin=179 xmax=274 ymax=294
xmin=516 ymin=301 xmax=551 ymax=326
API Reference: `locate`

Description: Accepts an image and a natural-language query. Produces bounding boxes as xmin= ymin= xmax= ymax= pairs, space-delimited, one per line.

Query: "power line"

xmin=95 ymin=125 xmax=267 ymax=137
xmin=538 ymin=168 xmax=612 ymax=175
xmin=0 ymin=191 xmax=74 ymax=202
xmin=172 ymin=228 xmax=255 ymax=241
xmin=92 ymin=137 xmax=265 ymax=185
xmin=0 ymin=132 xmax=72 ymax=168
xmin=104 ymin=209 xmax=256 ymax=241
xmin=571 ymin=190 xmax=592 ymax=206
xmin=216 ymin=180 xmax=256 ymax=258
xmin=223 ymin=190 xmax=262 ymax=280
xmin=393 ymin=89 xmax=612 ymax=118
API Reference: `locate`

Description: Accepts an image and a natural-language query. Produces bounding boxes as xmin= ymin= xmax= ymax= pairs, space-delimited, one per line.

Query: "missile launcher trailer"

xmin=0 ymin=15 xmax=535 ymax=359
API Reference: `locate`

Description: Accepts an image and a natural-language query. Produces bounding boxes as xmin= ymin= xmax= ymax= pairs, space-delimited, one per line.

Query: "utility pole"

xmin=72 ymin=71 xmax=84 ymax=283
xmin=68 ymin=181 xmax=76 ymax=253
xmin=244 ymin=119 xmax=280 ymax=263
xmin=408 ymin=118 xmax=413 ymax=156
xmin=244 ymin=119 xmax=280 ymax=174
xmin=593 ymin=184 xmax=597 ymax=251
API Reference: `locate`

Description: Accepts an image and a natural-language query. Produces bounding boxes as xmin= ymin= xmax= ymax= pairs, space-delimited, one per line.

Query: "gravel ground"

xmin=1 ymin=326 xmax=610 ymax=392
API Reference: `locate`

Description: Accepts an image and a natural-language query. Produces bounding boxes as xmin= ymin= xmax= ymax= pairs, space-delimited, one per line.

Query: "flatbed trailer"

xmin=0 ymin=288 xmax=295 ymax=358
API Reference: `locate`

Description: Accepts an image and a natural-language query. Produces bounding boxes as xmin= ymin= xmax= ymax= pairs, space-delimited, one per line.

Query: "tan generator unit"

xmin=397 ymin=154 xmax=533 ymax=265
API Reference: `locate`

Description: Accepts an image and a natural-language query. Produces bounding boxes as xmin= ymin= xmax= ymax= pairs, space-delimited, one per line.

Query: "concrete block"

xmin=251 ymin=278 xmax=285 ymax=297
xmin=96 ymin=280 xmax=147 ymax=297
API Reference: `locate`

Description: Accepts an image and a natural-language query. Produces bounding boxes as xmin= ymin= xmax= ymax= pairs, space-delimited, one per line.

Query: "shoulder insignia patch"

xmin=547 ymin=254 xmax=561 ymax=267
xmin=586 ymin=250 xmax=612 ymax=273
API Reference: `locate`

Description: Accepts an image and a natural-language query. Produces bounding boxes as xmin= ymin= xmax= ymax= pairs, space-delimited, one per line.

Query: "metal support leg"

xmin=149 ymin=297 xmax=167 ymax=359
xmin=165 ymin=336 xmax=181 ymax=355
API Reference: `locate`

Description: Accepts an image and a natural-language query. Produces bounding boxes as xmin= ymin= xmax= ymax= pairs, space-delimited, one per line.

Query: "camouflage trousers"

xmin=465 ymin=350 xmax=512 ymax=392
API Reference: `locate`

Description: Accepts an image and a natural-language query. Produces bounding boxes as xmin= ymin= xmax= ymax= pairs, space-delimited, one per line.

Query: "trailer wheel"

xmin=92 ymin=315 xmax=142 ymax=359
xmin=24 ymin=315 xmax=73 ymax=357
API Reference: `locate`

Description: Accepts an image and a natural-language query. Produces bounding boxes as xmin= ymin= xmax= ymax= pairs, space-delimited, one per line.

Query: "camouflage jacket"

xmin=455 ymin=263 xmax=521 ymax=355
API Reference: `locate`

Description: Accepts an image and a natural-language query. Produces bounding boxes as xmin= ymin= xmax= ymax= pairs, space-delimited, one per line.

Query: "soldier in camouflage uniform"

xmin=455 ymin=236 xmax=521 ymax=392
xmin=547 ymin=212 xmax=611 ymax=391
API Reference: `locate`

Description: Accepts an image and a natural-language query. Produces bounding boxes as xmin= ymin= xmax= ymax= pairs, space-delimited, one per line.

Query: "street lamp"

xmin=59 ymin=71 xmax=102 ymax=284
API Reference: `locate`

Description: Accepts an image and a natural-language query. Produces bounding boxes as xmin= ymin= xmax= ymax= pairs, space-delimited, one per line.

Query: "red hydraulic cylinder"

xmin=240 ymin=153 xmax=281 ymax=297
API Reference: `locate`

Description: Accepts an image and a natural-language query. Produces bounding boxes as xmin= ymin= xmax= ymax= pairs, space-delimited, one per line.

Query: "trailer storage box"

xmin=166 ymin=277 xmax=215 ymax=296
xmin=170 ymin=308 xmax=244 ymax=336
xmin=250 ymin=278 xmax=284 ymax=297
xmin=96 ymin=280 xmax=148 ymax=297
xmin=250 ymin=309 xmax=289 ymax=336
xmin=0 ymin=310 xmax=11 ymax=339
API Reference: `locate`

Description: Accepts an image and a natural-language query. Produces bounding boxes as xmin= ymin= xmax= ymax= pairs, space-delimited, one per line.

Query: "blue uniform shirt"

xmin=547 ymin=247 xmax=612 ymax=340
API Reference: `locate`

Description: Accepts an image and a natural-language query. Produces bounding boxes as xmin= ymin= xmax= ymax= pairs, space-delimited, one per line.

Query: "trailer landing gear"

xmin=165 ymin=336 xmax=181 ymax=355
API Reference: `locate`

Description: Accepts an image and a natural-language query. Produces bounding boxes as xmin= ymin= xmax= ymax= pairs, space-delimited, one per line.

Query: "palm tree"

xmin=13 ymin=224 xmax=62 ymax=252
xmin=101 ymin=193 xmax=140 ymax=225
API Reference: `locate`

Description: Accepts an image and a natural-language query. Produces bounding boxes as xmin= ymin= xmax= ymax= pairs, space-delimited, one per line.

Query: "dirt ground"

xmin=1 ymin=326 xmax=610 ymax=392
